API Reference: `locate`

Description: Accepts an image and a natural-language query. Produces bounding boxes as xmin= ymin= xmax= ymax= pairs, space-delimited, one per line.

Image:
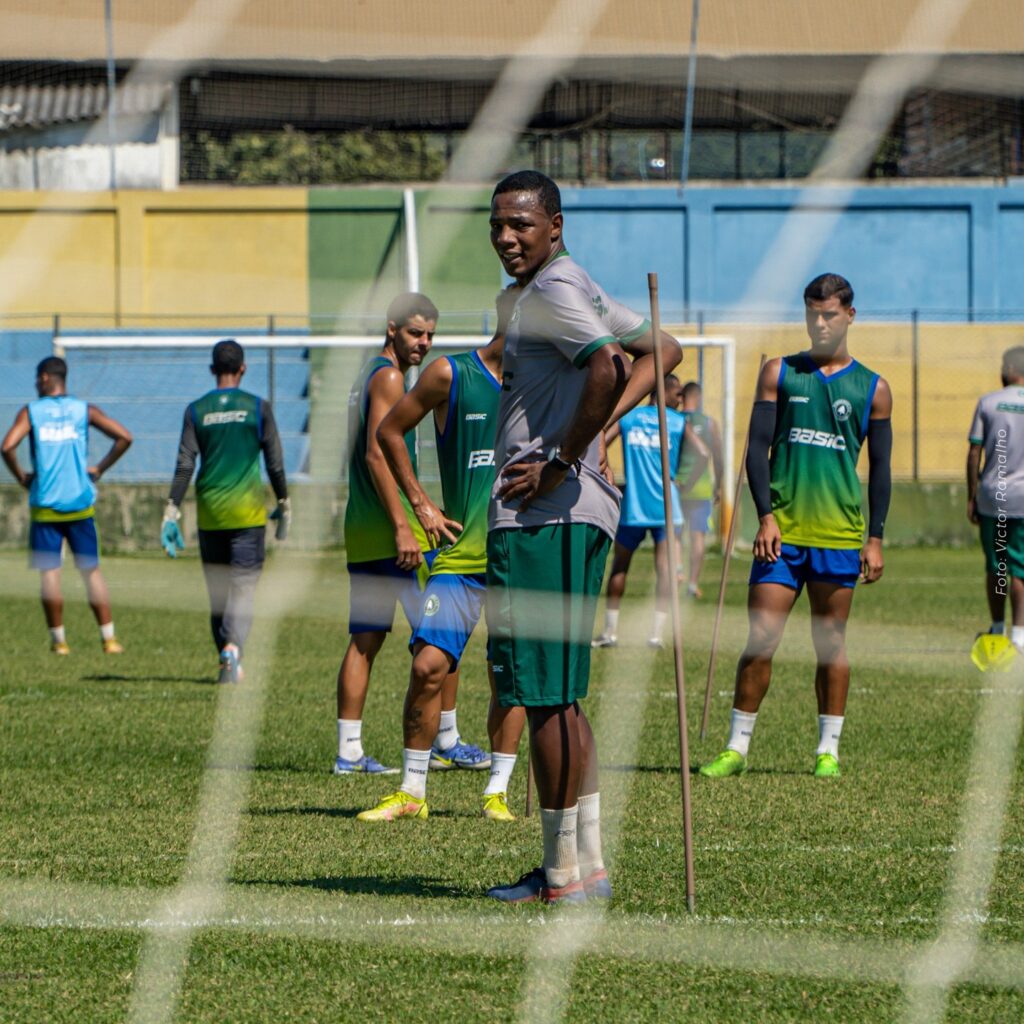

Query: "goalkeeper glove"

xmin=269 ymin=497 xmax=291 ymax=541
xmin=161 ymin=501 xmax=185 ymax=558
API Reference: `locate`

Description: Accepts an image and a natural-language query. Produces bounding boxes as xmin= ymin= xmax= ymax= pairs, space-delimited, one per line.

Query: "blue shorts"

xmin=411 ymin=572 xmax=486 ymax=668
xmin=682 ymin=498 xmax=713 ymax=534
xmin=347 ymin=550 xmax=437 ymax=635
xmin=29 ymin=517 xmax=100 ymax=571
xmin=749 ymin=543 xmax=860 ymax=591
xmin=615 ymin=524 xmax=672 ymax=551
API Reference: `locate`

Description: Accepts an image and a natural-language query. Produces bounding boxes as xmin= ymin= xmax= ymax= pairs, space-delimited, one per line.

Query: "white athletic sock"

xmin=650 ymin=610 xmax=668 ymax=643
xmin=991 ymin=620 xmax=1005 ymax=635
xmin=540 ymin=805 xmax=580 ymax=888
xmin=726 ymin=708 xmax=758 ymax=757
xmin=49 ymin=625 xmax=66 ymax=644
xmin=484 ymin=752 xmax=517 ymax=796
xmin=1012 ymin=626 xmax=1024 ymax=651
xmin=576 ymin=792 xmax=604 ymax=878
xmin=99 ymin=621 xmax=115 ymax=641
xmin=602 ymin=608 xmax=620 ymax=640
xmin=400 ymin=748 xmax=431 ymax=799
xmin=337 ymin=719 xmax=364 ymax=762
xmin=435 ymin=709 xmax=458 ymax=751
xmin=817 ymin=715 xmax=845 ymax=759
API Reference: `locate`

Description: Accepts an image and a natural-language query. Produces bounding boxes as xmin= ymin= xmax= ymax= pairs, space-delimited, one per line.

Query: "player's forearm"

xmin=378 ymin=427 xmax=429 ymax=511
xmin=168 ymin=445 xmax=197 ymax=507
xmin=259 ymin=404 xmax=288 ymax=500
xmin=560 ymin=353 xmax=631 ymax=463
xmin=607 ymin=334 xmax=681 ymax=426
xmin=95 ymin=437 xmax=131 ymax=475
xmin=966 ymin=447 xmax=981 ymax=501
xmin=866 ymin=418 xmax=893 ymax=539
xmin=366 ymin=447 xmax=415 ymax=531
xmin=1 ymin=448 xmax=27 ymax=485
xmin=746 ymin=401 xmax=775 ymax=519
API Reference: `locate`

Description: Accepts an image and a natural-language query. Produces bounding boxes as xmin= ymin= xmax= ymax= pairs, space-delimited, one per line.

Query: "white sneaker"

xmin=591 ymin=634 xmax=617 ymax=649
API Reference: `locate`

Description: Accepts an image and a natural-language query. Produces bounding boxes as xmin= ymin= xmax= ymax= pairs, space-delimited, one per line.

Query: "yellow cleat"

xmin=51 ymin=641 xmax=71 ymax=656
xmin=356 ymin=791 xmax=428 ymax=822
xmin=481 ymin=791 xmax=515 ymax=822
xmin=102 ymin=638 xmax=124 ymax=655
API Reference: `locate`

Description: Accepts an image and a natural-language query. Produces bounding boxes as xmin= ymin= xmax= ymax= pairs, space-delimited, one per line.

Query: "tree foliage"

xmin=182 ymin=127 xmax=447 ymax=184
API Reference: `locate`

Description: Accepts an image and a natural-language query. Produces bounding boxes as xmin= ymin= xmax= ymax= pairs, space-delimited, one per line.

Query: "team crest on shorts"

xmin=424 ymin=594 xmax=441 ymax=616
xmin=832 ymin=398 xmax=853 ymax=422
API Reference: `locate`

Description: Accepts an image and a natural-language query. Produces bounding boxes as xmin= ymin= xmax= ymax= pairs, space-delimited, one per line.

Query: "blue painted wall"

xmin=559 ymin=183 xmax=1024 ymax=322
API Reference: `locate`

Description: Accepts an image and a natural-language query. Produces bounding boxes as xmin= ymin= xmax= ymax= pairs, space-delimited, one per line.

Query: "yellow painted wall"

xmin=0 ymin=190 xmax=309 ymax=329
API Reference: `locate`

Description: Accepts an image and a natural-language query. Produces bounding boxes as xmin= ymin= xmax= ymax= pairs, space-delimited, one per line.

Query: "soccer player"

xmin=1 ymin=356 xmax=132 ymax=654
xmin=161 ymin=339 xmax=290 ymax=684
xmin=335 ymin=292 xmax=485 ymax=776
xmin=967 ymin=346 xmax=1024 ymax=652
xmin=484 ymin=170 xmax=680 ymax=904
xmin=591 ymin=374 xmax=709 ymax=649
xmin=700 ymin=273 xmax=892 ymax=780
xmin=677 ymin=380 xmax=724 ymax=598
xmin=357 ymin=288 xmax=527 ymax=822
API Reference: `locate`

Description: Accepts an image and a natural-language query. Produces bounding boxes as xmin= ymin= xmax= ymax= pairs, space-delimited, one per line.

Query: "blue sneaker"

xmin=487 ymin=867 xmax=587 ymax=905
xmin=582 ymin=868 xmax=612 ymax=901
xmin=429 ymin=738 xmax=491 ymax=771
xmin=217 ymin=645 xmax=242 ymax=684
xmin=332 ymin=754 xmax=399 ymax=775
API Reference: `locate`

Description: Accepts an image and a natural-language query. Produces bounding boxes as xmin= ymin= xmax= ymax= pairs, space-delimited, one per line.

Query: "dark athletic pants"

xmin=198 ymin=527 xmax=266 ymax=656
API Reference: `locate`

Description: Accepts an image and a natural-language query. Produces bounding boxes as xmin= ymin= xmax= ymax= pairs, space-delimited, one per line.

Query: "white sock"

xmin=602 ymin=608 xmax=620 ymax=639
xmin=484 ymin=752 xmax=517 ymax=796
xmin=991 ymin=620 xmax=1005 ymax=635
xmin=650 ymin=610 xmax=668 ymax=642
xmin=577 ymin=792 xmax=604 ymax=878
xmin=400 ymin=748 xmax=431 ymax=799
xmin=540 ymin=805 xmax=580 ymax=888
xmin=726 ymin=708 xmax=758 ymax=757
xmin=1012 ymin=626 xmax=1024 ymax=651
xmin=817 ymin=714 xmax=845 ymax=758
xmin=435 ymin=709 xmax=458 ymax=751
xmin=337 ymin=719 xmax=364 ymax=762
xmin=99 ymin=621 xmax=115 ymax=641
xmin=49 ymin=626 xmax=66 ymax=644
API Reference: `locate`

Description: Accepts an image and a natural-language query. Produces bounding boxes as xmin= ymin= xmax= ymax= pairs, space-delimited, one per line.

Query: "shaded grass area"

xmin=1 ymin=547 xmax=1022 ymax=1022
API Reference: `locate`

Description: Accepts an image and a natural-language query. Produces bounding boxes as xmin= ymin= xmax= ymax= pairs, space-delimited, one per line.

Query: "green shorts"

xmin=979 ymin=515 xmax=1024 ymax=579
xmin=486 ymin=523 xmax=611 ymax=708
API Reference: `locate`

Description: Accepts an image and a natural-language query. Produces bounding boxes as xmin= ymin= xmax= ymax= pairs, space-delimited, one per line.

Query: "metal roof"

xmin=0 ymin=82 xmax=172 ymax=131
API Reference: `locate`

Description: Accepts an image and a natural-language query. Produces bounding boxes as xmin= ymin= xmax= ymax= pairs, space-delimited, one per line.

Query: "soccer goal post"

xmin=56 ymin=331 xmax=736 ymax=530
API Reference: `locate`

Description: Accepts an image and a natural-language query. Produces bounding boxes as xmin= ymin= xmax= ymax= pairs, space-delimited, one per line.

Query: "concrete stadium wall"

xmin=0 ymin=183 xmax=1022 ymax=484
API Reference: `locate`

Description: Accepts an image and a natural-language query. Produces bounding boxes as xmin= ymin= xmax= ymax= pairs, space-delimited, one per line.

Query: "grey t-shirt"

xmin=969 ymin=384 xmax=1024 ymax=518
xmin=489 ymin=251 xmax=650 ymax=538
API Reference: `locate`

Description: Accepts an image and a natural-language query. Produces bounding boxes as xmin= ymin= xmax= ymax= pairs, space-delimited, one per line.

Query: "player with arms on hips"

xmin=967 ymin=345 xmax=1024 ymax=653
xmin=677 ymin=380 xmax=724 ymax=598
xmin=2 ymin=356 xmax=132 ymax=654
xmin=700 ymin=273 xmax=892 ymax=780
xmin=336 ymin=293 xmax=486 ymax=776
xmin=357 ymin=288 xmax=527 ymax=823
xmin=592 ymin=374 xmax=709 ymax=650
xmin=484 ymin=171 xmax=681 ymax=903
xmin=161 ymin=339 xmax=290 ymax=683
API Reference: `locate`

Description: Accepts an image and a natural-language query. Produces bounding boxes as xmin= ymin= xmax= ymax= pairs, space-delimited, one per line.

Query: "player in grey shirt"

xmin=489 ymin=251 xmax=651 ymax=537
xmin=968 ymin=344 xmax=1024 ymax=650
xmin=484 ymin=170 xmax=681 ymax=905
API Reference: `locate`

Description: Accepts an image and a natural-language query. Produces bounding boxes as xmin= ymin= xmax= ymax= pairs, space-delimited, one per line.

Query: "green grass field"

xmin=1 ymin=545 xmax=1023 ymax=1023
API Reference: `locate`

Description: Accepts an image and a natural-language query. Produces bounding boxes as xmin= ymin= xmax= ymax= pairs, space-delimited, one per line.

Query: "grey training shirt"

xmin=489 ymin=251 xmax=649 ymax=539
xmin=969 ymin=384 xmax=1024 ymax=518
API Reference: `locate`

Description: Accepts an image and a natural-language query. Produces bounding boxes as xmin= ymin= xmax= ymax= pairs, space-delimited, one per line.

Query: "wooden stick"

xmin=648 ymin=272 xmax=696 ymax=914
xmin=699 ymin=353 xmax=767 ymax=740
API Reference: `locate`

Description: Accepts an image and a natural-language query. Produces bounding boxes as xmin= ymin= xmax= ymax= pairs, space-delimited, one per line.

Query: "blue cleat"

xmin=332 ymin=754 xmax=399 ymax=776
xmin=487 ymin=867 xmax=587 ymax=905
xmin=429 ymin=738 xmax=491 ymax=771
xmin=217 ymin=645 xmax=242 ymax=684
xmin=582 ymin=868 xmax=612 ymax=901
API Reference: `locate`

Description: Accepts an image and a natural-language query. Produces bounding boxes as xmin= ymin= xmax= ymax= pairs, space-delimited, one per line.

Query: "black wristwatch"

xmin=546 ymin=446 xmax=575 ymax=474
